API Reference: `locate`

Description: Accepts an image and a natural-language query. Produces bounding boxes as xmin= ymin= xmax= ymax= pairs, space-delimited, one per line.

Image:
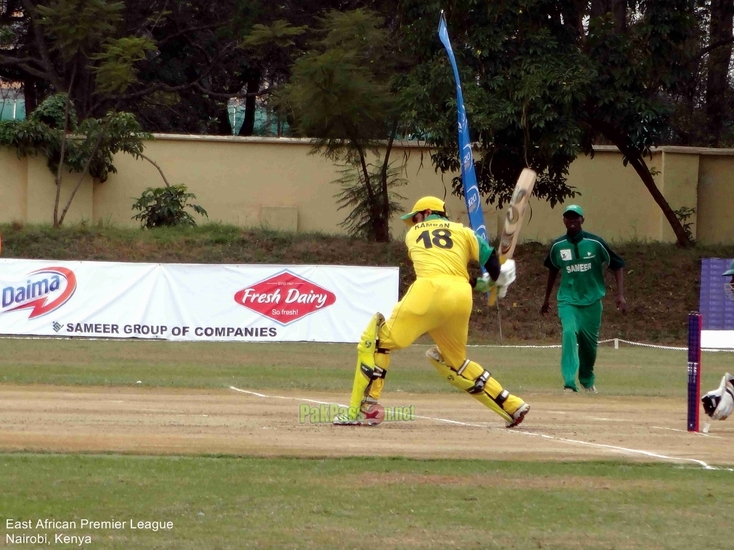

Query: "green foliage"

xmin=34 ymin=0 xmax=154 ymax=99
xmin=397 ymin=1 xmax=698 ymax=218
xmin=242 ymin=20 xmax=307 ymax=50
xmin=131 ymin=184 xmax=208 ymax=228
xmin=0 ymin=94 xmax=78 ymax=161
xmin=29 ymin=93 xmax=78 ymax=129
xmin=280 ymin=9 xmax=402 ymax=159
xmin=399 ymin=1 xmax=593 ymax=208
xmin=74 ymin=111 xmax=150 ymax=182
xmin=0 ymin=95 xmax=150 ymax=183
xmin=91 ymin=37 xmax=156 ymax=95
xmin=278 ymin=9 xmax=408 ymax=242
xmin=333 ymin=162 xmax=406 ymax=240
xmin=35 ymin=0 xmax=124 ymax=60
xmin=0 ymin=118 xmax=59 ymax=161
xmin=672 ymin=205 xmax=696 ymax=242
xmin=0 ymin=0 xmax=158 ymax=226
xmin=0 ymin=25 xmax=14 ymax=47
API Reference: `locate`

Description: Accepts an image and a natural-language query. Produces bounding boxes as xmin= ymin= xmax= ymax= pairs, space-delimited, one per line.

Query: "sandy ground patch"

xmin=0 ymin=384 xmax=730 ymax=466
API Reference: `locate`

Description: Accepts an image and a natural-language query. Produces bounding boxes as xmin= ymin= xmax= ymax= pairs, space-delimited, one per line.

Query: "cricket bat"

xmin=488 ymin=168 xmax=537 ymax=306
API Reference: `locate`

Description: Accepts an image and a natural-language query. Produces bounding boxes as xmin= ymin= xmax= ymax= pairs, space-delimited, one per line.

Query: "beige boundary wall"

xmin=1 ymin=134 xmax=733 ymax=244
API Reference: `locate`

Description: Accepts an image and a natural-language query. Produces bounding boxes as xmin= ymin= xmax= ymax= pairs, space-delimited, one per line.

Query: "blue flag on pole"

xmin=437 ymin=12 xmax=487 ymax=243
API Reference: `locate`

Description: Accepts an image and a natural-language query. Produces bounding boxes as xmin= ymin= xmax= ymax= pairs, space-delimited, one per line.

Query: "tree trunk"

xmin=560 ymin=0 xmax=587 ymax=39
xmin=241 ymin=74 xmax=260 ymax=137
xmin=379 ymin=120 xmax=399 ymax=238
xmin=22 ymin=77 xmax=40 ymax=115
xmin=590 ymin=0 xmax=626 ymax=33
xmin=351 ymin=138 xmax=390 ymax=243
xmin=625 ymin=153 xmax=692 ymax=247
xmin=54 ymin=76 xmax=76 ymax=227
xmin=59 ymin=116 xmax=113 ymax=226
xmin=374 ymin=216 xmax=389 ymax=243
xmin=588 ymin=119 xmax=693 ymax=247
xmin=706 ymin=0 xmax=734 ymax=146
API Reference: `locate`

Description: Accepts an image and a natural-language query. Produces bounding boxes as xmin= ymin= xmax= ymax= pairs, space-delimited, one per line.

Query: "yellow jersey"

xmin=405 ymin=217 xmax=480 ymax=280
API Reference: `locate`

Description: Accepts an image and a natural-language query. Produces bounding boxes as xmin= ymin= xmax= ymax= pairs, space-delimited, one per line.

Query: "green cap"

xmin=723 ymin=259 xmax=734 ymax=276
xmin=563 ymin=204 xmax=584 ymax=217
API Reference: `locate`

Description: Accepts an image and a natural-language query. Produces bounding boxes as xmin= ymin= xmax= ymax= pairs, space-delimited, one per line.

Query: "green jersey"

xmin=544 ymin=230 xmax=625 ymax=306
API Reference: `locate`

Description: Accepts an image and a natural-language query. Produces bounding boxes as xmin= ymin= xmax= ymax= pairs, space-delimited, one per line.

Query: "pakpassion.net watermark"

xmin=299 ymin=403 xmax=415 ymax=425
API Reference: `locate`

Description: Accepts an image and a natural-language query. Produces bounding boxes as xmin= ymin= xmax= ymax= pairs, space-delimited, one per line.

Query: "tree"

xmin=643 ymin=2 xmax=734 ymax=150
xmin=0 ymin=93 xmax=150 ymax=226
xmin=0 ymin=0 xmax=260 ymax=133
xmin=239 ymin=18 xmax=308 ymax=136
xmin=0 ymin=0 xmax=153 ymax=226
xmin=115 ymin=0 xmax=268 ymax=135
xmin=704 ymin=0 xmax=734 ymax=146
xmin=397 ymin=0 xmax=701 ymax=246
xmin=278 ymin=9 xmax=408 ymax=242
xmin=0 ymin=0 xmax=388 ymax=135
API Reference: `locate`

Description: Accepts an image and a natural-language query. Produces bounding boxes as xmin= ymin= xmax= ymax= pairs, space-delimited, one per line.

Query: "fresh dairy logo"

xmin=2 ymin=267 xmax=77 ymax=319
xmin=234 ymin=271 xmax=336 ymax=325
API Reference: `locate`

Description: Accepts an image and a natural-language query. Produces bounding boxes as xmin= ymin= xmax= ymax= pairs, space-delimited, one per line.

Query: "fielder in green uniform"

xmin=540 ymin=204 xmax=626 ymax=393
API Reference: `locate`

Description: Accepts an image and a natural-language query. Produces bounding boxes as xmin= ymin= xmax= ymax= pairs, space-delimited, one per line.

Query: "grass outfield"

xmin=0 ymin=337 xmax=730 ymax=396
xmin=1 ymin=454 xmax=733 ymax=549
xmin=2 ymin=338 xmax=733 ymax=549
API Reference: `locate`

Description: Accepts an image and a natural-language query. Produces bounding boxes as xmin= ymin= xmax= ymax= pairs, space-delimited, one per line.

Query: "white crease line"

xmin=229 ymin=386 xmax=732 ymax=471
xmin=652 ymin=426 xmax=723 ymax=438
xmin=414 ymin=416 xmax=490 ymax=428
xmin=516 ymin=431 xmax=728 ymax=470
xmin=230 ymin=387 xmax=335 ymax=406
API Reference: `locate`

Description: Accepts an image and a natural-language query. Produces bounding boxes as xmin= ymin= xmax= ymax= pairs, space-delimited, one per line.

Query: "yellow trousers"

xmin=363 ymin=275 xmax=523 ymax=422
xmin=379 ymin=275 xmax=473 ymax=365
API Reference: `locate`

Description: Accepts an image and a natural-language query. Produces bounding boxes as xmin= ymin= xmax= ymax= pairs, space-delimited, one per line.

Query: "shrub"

xmin=132 ymin=185 xmax=208 ymax=228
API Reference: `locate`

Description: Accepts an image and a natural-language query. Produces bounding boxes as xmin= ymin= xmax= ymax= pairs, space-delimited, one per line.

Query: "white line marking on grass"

xmin=229 ymin=386 xmax=732 ymax=471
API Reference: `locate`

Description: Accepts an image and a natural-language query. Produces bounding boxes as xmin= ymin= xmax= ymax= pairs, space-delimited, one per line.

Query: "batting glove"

xmin=474 ymin=273 xmax=495 ymax=293
xmin=495 ymin=260 xmax=516 ymax=298
xmin=702 ymin=373 xmax=734 ymax=420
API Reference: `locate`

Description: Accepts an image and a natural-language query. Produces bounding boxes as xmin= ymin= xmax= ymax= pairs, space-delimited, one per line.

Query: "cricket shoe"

xmin=506 ymin=403 xmax=530 ymax=428
xmin=333 ymin=403 xmax=384 ymax=427
xmin=583 ymin=385 xmax=598 ymax=394
xmin=332 ymin=414 xmax=363 ymax=426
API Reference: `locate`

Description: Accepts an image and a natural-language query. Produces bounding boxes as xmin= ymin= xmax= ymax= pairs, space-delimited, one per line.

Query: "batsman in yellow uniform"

xmin=334 ymin=196 xmax=530 ymax=428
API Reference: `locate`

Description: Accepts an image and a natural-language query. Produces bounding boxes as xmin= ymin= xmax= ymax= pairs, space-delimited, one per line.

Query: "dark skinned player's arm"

xmin=540 ymin=267 xmax=560 ymax=314
xmin=543 ymin=268 xmax=559 ymax=303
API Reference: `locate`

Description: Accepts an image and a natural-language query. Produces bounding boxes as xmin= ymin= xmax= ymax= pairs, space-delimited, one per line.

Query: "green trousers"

xmin=557 ymin=300 xmax=603 ymax=391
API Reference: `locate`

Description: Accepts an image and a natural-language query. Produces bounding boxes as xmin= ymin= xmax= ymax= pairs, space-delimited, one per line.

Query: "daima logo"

xmin=2 ymin=267 xmax=77 ymax=319
xmin=234 ymin=270 xmax=336 ymax=325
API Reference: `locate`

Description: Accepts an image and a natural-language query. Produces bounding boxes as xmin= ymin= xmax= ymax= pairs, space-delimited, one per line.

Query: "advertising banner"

xmin=0 ymin=259 xmax=399 ymax=343
xmin=699 ymin=257 xmax=734 ymax=349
